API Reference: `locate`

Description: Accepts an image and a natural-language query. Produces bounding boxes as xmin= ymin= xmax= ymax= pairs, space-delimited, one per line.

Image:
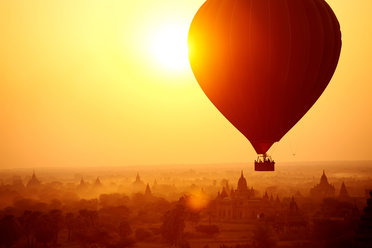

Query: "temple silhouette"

xmin=310 ymin=170 xmax=336 ymax=199
xmin=214 ymin=171 xmax=278 ymax=220
xmin=132 ymin=172 xmax=146 ymax=193
xmin=26 ymin=170 xmax=41 ymax=189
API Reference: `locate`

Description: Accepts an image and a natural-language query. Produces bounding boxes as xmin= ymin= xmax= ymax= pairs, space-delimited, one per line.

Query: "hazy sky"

xmin=0 ymin=0 xmax=371 ymax=168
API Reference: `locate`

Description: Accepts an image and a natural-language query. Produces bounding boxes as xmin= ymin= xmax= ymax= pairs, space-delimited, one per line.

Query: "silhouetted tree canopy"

xmin=119 ymin=220 xmax=132 ymax=237
xmin=161 ymin=201 xmax=186 ymax=247
xmin=252 ymin=223 xmax=276 ymax=248
xmin=135 ymin=228 xmax=152 ymax=241
xmin=195 ymin=225 xmax=220 ymax=236
xmin=0 ymin=215 xmax=20 ymax=248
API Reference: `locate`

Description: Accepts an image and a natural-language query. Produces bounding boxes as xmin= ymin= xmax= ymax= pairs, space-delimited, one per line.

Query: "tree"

xmin=34 ymin=214 xmax=54 ymax=247
xmin=195 ymin=225 xmax=220 ymax=237
xmin=187 ymin=211 xmax=201 ymax=226
xmin=252 ymin=223 xmax=276 ymax=248
xmin=48 ymin=209 xmax=63 ymax=245
xmin=0 ymin=215 xmax=20 ymax=248
xmin=161 ymin=202 xmax=186 ymax=247
xmin=73 ymin=209 xmax=99 ymax=247
xmin=18 ymin=210 xmax=41 ymax=248
xmin=99 ymin=205 xmax=130 ymax=227
xmin=119 ymin=220 xmax=132 ymax=238
xmin=135 ymin=228 xmax=152 ymax=241
xmin=116 ymin=220 xmax=135 ymax=248
xmin=64 ymin=212 xmax=75 ymax=241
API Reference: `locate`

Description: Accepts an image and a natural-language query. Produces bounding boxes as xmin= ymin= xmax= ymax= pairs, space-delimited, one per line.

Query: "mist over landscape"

xmin=1 ymin=0 xmax=372 ymax=247
xmin=0 ymin=161 xmax=371 ymax=248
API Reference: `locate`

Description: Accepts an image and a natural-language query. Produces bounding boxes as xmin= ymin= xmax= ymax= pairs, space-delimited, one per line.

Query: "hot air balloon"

xmin=188 ymin=0 xmax=342 ymax=171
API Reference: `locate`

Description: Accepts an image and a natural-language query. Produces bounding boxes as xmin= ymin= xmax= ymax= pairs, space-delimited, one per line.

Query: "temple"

xmin=94 ymin=177 xmax=102 ymax=187
xmin=145 ymin=183 xmax=152 ymax=196
xmin=132 ymin=172 xmax=146 ymax=193
xmin=310 ymin=170 xmax=335 ymax=199
xmin=214 ymin=171 xmax=270 ymax=220
xmin=26 ymin=170 xmax=41 ymax=188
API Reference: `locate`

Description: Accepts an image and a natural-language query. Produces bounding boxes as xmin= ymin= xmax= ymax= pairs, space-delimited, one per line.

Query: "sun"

xmin=148 ymin=23 xmax=189 ymax=72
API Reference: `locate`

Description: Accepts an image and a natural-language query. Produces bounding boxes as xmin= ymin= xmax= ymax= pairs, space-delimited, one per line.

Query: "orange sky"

xmin=0 ymin=0 xmax=371 ymax=168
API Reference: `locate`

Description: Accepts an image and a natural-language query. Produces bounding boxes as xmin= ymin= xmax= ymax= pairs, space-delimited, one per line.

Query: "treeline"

xmin=0 ymin=191 xmax=173 ymax=248
xmin=161 ymin=196 xmax=220 ymax=248
xmin=0 ymin=207 xmax=135 ymax=248
xmin=0 ymin=192 xmax=217 ymax=248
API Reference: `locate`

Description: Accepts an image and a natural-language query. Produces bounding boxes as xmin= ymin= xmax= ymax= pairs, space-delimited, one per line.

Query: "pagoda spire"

xmin=339 ymin=181 xmax=350 ymax=199
xmin=237 ymin=170 xmax=248 ymax=193
xmin=320 ymin=170 xmax=329 ymax=185
xmin=145 ymin=183 xmax=152 ymax=196
xmin=136 ymin=172 xmax=141 ymax=182
xmin=94 ymin=177 xmax=102 ymax=186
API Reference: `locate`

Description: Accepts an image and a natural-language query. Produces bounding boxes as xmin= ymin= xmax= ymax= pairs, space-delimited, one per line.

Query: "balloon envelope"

xmin=188 ymin=0 xmax=342 ymax=154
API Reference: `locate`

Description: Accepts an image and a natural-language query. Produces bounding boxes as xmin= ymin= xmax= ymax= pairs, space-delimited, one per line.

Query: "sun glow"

xmin=149 ymin=23 xmax=190 ymax=71
xmin=186 ymin=190 xmax=210 ymax=211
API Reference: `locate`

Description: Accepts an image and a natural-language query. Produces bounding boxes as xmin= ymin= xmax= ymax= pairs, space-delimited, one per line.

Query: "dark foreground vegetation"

xmin=0 ymin=192 xmax=371 ymax=248
xmin=0 ymin=167 xmax=372 ymax=248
